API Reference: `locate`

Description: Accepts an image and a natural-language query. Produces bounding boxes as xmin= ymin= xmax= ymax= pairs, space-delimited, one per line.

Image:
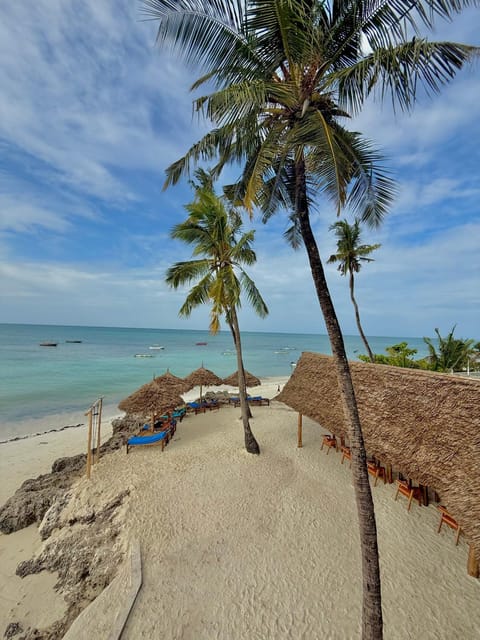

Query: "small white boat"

xmin=134 ymin=354 xmax=154 ymax=358
xmin=149 ymin=345 xmax=165 ymax=350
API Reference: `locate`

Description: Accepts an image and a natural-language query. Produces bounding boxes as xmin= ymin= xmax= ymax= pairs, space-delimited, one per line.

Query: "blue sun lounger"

xmin=126 ymin=429 xmax=169 ymax=454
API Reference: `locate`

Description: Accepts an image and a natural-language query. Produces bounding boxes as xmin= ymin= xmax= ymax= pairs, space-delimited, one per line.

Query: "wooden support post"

xmin=467 ymin=544 xmax=479 ymax=578
xmin=86 ymin=409 xmax=93 ymax=480
xmin=385 ymin=463 xmax=393 ymax=484
xmin=95 ymin=397 xmax=102 ymax=464
xmin=297 ymin=413 xmax=303 ymax=448
xmin=419 ymin=484 xmax=429 ymax=507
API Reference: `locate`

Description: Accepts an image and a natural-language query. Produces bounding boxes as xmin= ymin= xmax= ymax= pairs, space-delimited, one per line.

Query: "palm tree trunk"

xmin=229 ymin=308 xmax=260 ymax=454
xmin=228 ymin=321 xmax=253 ymax=419
xmin=350 ymin=272 xmax=375 ymax=363
xmin=295 ymin=161 xmax=383 ymax=639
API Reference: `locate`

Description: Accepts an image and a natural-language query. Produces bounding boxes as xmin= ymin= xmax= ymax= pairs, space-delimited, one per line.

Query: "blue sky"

xmin=1 ymin=1 xmax=479 ymax=340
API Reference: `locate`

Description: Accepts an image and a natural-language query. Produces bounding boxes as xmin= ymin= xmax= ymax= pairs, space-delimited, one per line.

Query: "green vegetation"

xmin=328 ymin=219 xmax=380 ymax=363
xmin=166 ymin=169 xmax=268 ymax=453
xmin=359 ymin=328 xmax=479 ymax=373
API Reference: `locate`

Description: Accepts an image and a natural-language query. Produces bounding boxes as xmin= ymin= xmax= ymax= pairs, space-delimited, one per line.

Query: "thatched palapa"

xmin=223 ymin=370 xmax=261 ymax=388
xmin=119 ymin=381 xmax=183 ymax=417
xmin=184 ymin=366 xmax=224 ymax=402
xmin=277 ymin=352 xmax=480 ymax=572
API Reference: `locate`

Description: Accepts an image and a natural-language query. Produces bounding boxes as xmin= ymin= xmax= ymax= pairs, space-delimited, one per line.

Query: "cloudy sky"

xmin=1 ymin=1 xmax=479 ymax=340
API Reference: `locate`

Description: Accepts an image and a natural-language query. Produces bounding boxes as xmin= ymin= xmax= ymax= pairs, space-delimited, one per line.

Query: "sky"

xmin=0 ymin=1 xmax=479 ymax=340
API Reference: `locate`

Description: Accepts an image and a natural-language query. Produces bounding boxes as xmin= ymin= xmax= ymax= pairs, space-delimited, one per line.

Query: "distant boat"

xmin=196 ymin=342 xmax=208 ymax=346
xmin=290 ymin=361 xmax=297 ymax=368
xmin=222 ymin=350 xmax=235 ymax=356
xmin=134 ymin=354 xmax=154 ymax=358
xmin=149 ymin=345 xmax=165 ymax=350
xmin=40 ymin=342 xmax=57 ymax=347
xmin=65 ymin=340 xmax=82 ymax=343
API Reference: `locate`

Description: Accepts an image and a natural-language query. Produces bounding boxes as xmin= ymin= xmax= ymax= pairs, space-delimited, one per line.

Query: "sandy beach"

xmin=1 ymin=376 xmax=479 ymax=638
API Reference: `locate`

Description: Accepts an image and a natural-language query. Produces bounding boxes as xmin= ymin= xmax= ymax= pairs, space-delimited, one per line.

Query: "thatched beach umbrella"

xmin=223 ymin=370 xmax=261 ymax=388
xmin=184 ymin=366 xmax=224 ymax=402
xmin=154 ymin=369 xmax=190 ymax=394
xmin=119 ymin=381 xmax=183 ymax=431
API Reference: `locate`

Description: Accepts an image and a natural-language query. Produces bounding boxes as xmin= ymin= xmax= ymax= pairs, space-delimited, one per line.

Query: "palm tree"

xmin=165 ymin=169 xmax=268 ymax=453
xmin=328 ymin=219 xmax=380 ymax=362
xmin=424 ymin=326 xmax=475 ymax=373
xmin=142 ymin=2 xmax=478 ymax=636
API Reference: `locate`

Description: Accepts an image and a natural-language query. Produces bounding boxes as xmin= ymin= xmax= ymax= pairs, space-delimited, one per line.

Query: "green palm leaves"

xmin=165 ymin=169 xmax=268 ymax=333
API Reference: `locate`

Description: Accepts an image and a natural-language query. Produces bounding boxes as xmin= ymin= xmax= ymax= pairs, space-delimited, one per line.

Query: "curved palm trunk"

xmin=228 ymin=321 xmax=253 ymax=419
xmin=295 ymin=162 xmax=383 ymax=639
xmin=229 ymin=308 xmax=260 ymax=454
xmin=349 ymin=272 xmax=375 ymax=363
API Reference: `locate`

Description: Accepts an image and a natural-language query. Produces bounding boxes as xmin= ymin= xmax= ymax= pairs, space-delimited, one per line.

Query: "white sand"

xmin=1 ymin=378 xmax=479 ymax=638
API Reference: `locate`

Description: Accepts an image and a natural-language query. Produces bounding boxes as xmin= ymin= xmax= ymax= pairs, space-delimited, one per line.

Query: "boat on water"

xmin=65 ymin=340 xmax=82 ymax=343
xmin=196 ymin=342 xmax=208 ymax=346
xmin=134 ymin=354 xmax=154 ymax=358
xmin=39 ymin=342 xmax=57 ymax=347
xmin=149 ymin=345 xmax=164 ymax=350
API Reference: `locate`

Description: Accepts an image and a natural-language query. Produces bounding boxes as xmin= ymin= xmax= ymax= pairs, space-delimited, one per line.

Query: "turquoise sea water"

xmin=0 ymin=323 xmax=430 ymax=439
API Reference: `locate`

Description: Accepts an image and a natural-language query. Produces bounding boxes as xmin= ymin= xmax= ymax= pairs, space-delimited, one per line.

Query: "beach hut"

xmin=184 ymin=366 xmax=224 ymax=402
xmin=119 ymin=381 xmax=183 ymax=432
xmin=276 ymin=352 xmax=480 ymax=578
xmin=223 ymin=370 xmax=261 ymax=388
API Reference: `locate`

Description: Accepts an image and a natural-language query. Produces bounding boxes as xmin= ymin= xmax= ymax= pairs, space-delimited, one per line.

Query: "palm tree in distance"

xmin=424 ymin=326 xmax=475 ymax=373
xmin=328 ymin=219 xmax=380 ymax=362
xmin=143 ymin=1 xmax=478 ymax=637
xmin=165 ymin=168 xmax=268 ymax=454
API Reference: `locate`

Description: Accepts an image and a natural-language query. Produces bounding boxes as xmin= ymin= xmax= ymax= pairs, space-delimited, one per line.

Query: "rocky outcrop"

xmin=7 ymin=483 xmax=130 ymax=639
xmin=0 ymin=416 xmax=137 ymax=535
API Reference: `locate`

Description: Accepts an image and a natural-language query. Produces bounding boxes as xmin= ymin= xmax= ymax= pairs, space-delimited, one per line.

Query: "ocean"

xmin=0 ymin=323 xmax=430 ymax=440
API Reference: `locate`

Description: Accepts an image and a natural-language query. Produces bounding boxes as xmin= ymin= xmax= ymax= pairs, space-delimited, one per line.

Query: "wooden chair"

xmin=340 ymin=445 xmax=351 ymax=467
xmin=367 ymin=461 xmax=387 ymax=487
xmin=437 ymin=506 xmax=462 ymax=545
xmin=321 ymin=434 xmax=337 ymax=454
xmin=394 ymin=479 xmax=423 ymax=511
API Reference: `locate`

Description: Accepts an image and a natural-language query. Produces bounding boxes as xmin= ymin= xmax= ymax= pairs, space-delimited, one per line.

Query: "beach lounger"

xmin=187 ymin=402 xmax=206 ymax=415
xmin=126 ymin=430 xmax=170 ymax=454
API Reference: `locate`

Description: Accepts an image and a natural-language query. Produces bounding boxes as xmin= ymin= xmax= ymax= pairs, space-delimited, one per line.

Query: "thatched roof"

xmin=277 ymin=352 xmax=480 ymax=563
xmin=153 ymin=370 xmax=190 ymax=393
xmin=223 ymin=370 xmax=261 ymax=387
xmin=119 ymin=380 xmax=183 ymax=416
xmin=184 ymin=366 xmax=224 ymax=389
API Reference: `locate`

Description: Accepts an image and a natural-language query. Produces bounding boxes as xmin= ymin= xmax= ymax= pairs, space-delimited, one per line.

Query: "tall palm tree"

xmin=328 ymin=219 xmax=380 ymax=362
xmin=142 ymin=2 xmax=478 ymax=636
xmin=165 ymin=169 xmax=268 ymax=453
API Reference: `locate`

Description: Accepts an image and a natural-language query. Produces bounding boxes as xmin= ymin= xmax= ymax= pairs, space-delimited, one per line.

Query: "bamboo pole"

xmin=95 ymin=398 xmax=103 ymax=464
xmin=297 ymin=412 xmax=303 ymax=448
xmin=467 ymin=544 xmax=479 ymax=578
xmin=86 ymin=408 xmax=93 ymax=480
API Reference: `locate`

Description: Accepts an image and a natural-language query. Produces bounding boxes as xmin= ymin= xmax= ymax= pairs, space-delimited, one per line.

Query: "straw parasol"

xmin=153 ymin=369 xmax=190 ymax=394
xmin=184 ymin=366 xmax=224 ymax=402
xmin=223 ymin=370 xmax=261 ymax=388
xmin=119 ymin=380 xmax=183 ymax=431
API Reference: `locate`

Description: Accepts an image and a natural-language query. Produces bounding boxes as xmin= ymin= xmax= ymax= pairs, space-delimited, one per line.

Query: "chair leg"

xmin=455 ymin=527 xmax=461 ymax=546
xmin=437 ymin=519 xmax=443 ymax=534
xmin=407 ymin=491 xmax=414 ymax=511
xmin=394 ymin=487 xmax=400 ymax=501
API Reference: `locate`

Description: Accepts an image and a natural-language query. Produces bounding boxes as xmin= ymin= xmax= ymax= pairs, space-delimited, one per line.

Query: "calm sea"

xmin=0 ymin=323 xmax=429 ymax=440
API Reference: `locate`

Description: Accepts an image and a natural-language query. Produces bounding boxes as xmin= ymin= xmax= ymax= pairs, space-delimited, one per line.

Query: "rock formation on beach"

xmin=1 ymin=416 xmax=140 ymax=640
xmin=0 ymin=416 xmax=139 ymax=535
